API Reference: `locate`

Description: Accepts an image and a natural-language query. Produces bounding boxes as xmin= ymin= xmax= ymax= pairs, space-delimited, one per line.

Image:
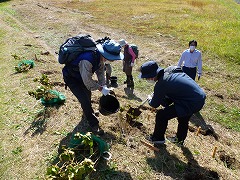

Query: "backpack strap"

xmin=127 ymin=46 xmax=136 ymax=62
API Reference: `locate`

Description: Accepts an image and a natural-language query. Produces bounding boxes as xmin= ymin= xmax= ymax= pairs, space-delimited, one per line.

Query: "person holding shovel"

xmin=139 ymin=61 xmax=206 ymax=145
xmin=62 ymin=40 xmax=123 ymax=135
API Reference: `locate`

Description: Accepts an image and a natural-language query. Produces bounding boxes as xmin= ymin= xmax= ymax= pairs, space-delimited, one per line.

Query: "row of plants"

xmin=14 ymin=58 xmax=112 ymax=179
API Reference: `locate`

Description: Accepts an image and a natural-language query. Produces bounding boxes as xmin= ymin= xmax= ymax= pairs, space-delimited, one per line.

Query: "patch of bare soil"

xmin=2 ymin=0 xmax=239 ymax=179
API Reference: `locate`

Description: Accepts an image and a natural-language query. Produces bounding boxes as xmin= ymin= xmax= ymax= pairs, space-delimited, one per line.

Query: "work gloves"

xmin=101 ymin=86 xmax=113 ymax=96
xmin=130 ymin=62 xmax=134 ymax=67
xmin=147 ymin=94 xmax=153 ymax=104
xmin=147 ymin=94 xmax=153 ymax=101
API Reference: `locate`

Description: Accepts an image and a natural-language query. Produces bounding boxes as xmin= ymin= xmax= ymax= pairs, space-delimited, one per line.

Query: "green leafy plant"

xmin=28 ymin=74 xmax=56 ymax=101
xmin=15 ymin=59 xmax=35 ymax=73
xmin=15 ymin=62 xmax=32 ymax=73
xmin=46 ymin=132 xmax=99 ymax=179
xmin=74 ymin=132 xmax=94 ymax=155
xmin=12 ymin=146 xmax=22 ymax=155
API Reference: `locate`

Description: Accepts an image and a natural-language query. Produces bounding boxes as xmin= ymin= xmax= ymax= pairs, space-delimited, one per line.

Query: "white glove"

xmin=147 ymin=94 xmax=153 ymax=101
xmin=101 ymin=86 xmax=113 ymax=96
xmin=130 ymin=62 xmax=134 ymax=67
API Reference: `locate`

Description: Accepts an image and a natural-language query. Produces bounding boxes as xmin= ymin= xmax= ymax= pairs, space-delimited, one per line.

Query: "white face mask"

xmin=189 ymin=46 xmax=196 ymax=51
xmin=147 ymin=80 xmax=155 ymax=84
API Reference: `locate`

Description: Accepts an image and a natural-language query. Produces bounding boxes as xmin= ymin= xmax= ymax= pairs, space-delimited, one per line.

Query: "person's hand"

xmin=130 ymin=62 xmax=134 ymax=67
xmin=147 ymin=94 xmax=153 ymax=101
xmin=147 ymin=94 xmax=153 ymax=104
xmin=198 ymin=75 xmax=201 ymax=80
xmin=101 ymin=86 xmax=113 ymax=96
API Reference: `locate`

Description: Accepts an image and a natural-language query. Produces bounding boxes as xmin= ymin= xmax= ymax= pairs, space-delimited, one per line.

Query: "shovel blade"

xmin=126 ymin=106 xmax=142 ymax=122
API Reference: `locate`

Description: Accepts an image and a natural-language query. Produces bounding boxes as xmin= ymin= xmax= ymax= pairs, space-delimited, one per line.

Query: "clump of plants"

xmin=46 ymin=132 xmax=101 ymax=179
xmin=15 ymin=60 xmax=35 ymax=73
xmin=28 ymin=74 xmax=56 ymax=101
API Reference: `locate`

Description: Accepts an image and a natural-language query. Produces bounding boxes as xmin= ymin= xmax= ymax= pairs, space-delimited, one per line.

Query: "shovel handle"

xmin=138 ymin=92 xmax=154 ymax=109
xmin=140 ymin=140 xmax=160 ymax=152
xmin=139 ymin=98 xmax=149 ymax=108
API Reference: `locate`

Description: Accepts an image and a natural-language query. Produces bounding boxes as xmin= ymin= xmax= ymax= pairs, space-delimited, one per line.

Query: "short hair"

xmin=189 ymin=40 xmax=197 ymax=47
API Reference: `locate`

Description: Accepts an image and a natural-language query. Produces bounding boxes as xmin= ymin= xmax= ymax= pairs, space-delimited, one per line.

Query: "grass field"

xmin=56 ymin=0 xmax=240 ymax=65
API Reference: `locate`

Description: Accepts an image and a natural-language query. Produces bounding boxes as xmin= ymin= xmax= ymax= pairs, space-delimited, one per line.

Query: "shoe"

xmin=147 ymin=135 xmax=165 ymax=144
xmin=90 ymin=125 xmax=104 ymax=135
xmin=166 ymin=136 xmax=184 ymax=146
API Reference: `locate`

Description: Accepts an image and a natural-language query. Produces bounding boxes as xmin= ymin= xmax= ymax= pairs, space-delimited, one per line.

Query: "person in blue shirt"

xmin=177 ymin=40 xmax=202 ymax=80
xmin=139 ymin=61 xmax=206 ymax=145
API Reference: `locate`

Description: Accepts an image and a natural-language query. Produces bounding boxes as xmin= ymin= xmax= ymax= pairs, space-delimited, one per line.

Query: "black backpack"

xmin=58 ymin=34 xmax=97 ymax=64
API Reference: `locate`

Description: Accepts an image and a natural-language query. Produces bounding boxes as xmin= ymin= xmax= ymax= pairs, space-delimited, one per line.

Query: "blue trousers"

xmin=152 ymin=105 xmax=192 ymax=142
xmin=182 ymin=66 xmax=196 ymax=80
xmin=63 ymin=75 xmax=99 ymax=127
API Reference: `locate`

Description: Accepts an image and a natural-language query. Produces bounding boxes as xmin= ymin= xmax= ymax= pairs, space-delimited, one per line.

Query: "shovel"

xmin=126 ymin=93 xmax=153 ymax=123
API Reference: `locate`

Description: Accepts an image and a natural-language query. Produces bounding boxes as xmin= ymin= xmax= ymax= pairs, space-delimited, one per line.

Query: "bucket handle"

xmin=102 ymin=151 xmax=112 ymax=161
xmin=109 ymin=90 xmax=116 ymax=97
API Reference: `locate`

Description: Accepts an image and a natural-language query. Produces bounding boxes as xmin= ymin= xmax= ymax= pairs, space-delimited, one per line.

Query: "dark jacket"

xmin=149 ymin=68 xmax=206 ymax=117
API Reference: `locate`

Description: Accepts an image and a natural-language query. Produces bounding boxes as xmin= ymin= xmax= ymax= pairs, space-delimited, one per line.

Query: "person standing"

xmin=104 ymin=62 xmax=112 ymax=85
xmin=62 ymin=40 xmax=123 ymax=135
xmin=177 ymin=40 xmax=202 ymax=80
xmin=139 ymin=61 xmax=206 ymax=145
xmin=119 ymin=39 xmax=137 ymax=88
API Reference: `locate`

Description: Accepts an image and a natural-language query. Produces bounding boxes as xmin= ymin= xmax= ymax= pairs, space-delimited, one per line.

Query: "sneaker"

xmin=90 ymin=125 xmax=104 ymax=135
xmin=147 ymin=135 xmax=165 ymax=144
xmin=166 ymin=136 xmax=184 ymax=146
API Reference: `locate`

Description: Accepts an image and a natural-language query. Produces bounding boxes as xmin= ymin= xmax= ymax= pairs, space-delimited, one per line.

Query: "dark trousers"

xmin=152 ymin=105 xmax=192 ymax=142
xmin=63 ymin=75 xmax=99 ymax=127
xmin=182 ymin=66 xmax=196 ymax=80
xmin=123 ymin=59 xmax=133 ymax=76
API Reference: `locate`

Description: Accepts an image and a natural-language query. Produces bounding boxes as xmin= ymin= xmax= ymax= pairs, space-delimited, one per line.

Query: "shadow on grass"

xmin=50 ymin=116 xmax=133 ymax=179
xmin=146 ymin=144 xmax=219 ymax=180
xmin=24 ymin=105 xmax=62 ymax=137
xmin=24 ymin=107 xmax=50 ymax=136
xmin=190 ymin=112 xmax=219 ymax=140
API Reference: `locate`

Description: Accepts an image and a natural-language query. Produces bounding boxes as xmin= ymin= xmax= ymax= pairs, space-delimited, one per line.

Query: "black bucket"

xmin=110 ymin=76 xmax=118 ymax=87
xmin=99 ymin=94 xmax=120 ymax=116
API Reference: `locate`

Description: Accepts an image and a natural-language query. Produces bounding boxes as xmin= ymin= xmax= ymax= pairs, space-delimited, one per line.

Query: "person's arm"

xmin=128 ymin=46 xmax=136 ymax=63
xmin=79 ymin=60 xmax=101 ymax=91
xmin=95 ymin=61 xmax=106 ymax=86
xmin=148 ymin=82 xmax=168 ymax=108
xmin=177 ymin=51 xmax=185 ymax=67
xmin=197 ymin=52 xmax=202 ymax=80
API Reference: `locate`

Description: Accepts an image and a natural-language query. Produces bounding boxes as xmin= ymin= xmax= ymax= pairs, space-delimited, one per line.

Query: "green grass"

xmin=61 ymin=0 xmax=240 ymax=65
